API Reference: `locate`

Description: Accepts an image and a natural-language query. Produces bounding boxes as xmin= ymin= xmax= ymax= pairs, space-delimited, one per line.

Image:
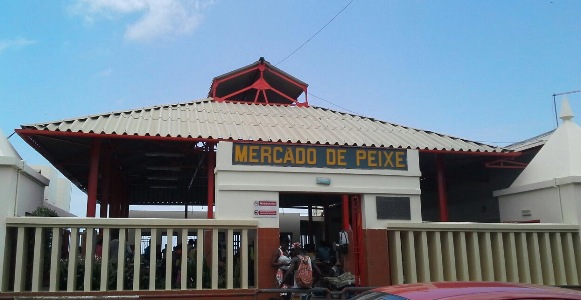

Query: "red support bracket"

xmin=485 ymin=159 xmax=528 ymax=169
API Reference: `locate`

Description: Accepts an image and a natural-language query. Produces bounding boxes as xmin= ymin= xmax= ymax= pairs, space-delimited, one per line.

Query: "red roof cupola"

xmin=209 ymin=57 xmax=308 ymax=106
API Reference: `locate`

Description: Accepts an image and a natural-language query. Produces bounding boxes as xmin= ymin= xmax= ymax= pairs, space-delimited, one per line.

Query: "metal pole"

xmin=553 ymin=90 xmax=581 ymax=127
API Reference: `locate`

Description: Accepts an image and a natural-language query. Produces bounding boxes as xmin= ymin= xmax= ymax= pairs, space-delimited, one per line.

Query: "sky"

xmin=1 ymin=0 xmax=580 ymax=217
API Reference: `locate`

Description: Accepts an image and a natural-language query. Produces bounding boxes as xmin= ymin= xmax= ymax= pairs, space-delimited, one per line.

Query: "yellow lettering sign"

xmin=248 ymin=145 xmax=259 ymax=163
xmin=396 ymin=152 xmax=405 ymax=168
xmin=235 ymin=145 xmax=248 ymax=162
xmin=273 ymin=147 xmax=283 ymax=163
xmin=284 ymin=148 xmax=294 ymax=164
xmin=232 ymin=143 xmax=406 ymax=170
xmin=383 ymin=151 xmax=394 ymax=167
xmin=260 ymin=146 xmax=272 ymax=164
xmin=307 ymin=148 xmax=316 ymax=164
xmin=337 ymin=149 xmax=347 ymax=166
xmin=326 ymin=149 xmax=336 ymax=165
xmin=296 ymin=148 xmax=306 ymax=164
xmin=356 ymin=150 xmax=366 ymax=166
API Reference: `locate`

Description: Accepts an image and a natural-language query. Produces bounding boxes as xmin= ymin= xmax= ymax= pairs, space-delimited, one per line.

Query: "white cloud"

xmin=0 ymin=38 xmax=37 ymax=54
xmin=71 ymin=0 xmax=211 ymax=42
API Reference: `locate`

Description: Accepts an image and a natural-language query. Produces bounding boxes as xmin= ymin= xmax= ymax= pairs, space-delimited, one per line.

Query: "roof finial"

xmin=560 ymin=96 xmax=574 ymax=121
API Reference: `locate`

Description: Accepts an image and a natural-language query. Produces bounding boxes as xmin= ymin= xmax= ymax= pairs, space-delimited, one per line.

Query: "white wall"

xmin=214 ymin=142 xmax=422 ymax=229
xmin=0 ymin=158 xmax=48 ymax=216
xmin=56 ymin=178 xmax=72 ymax=211
xmin=497 ymin=178 xmax=569 ymax=223
xmin=32 ymin=165 xmax=72 ymax=212
xmin=0 ymin=157 xmax=48 ymax=291
xmin=214 ymin=190 xmax=279 ymax=228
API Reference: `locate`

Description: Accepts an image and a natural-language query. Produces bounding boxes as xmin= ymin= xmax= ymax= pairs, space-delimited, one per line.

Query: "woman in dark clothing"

xmin=272 ymin=238 xmax=292 ymax=300
xmin=280 ymin=243 xmax=322 ymax=300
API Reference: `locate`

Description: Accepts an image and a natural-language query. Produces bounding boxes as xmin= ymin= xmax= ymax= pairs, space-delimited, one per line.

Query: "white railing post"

xmin=84 ymin=228 xmax=95 ymax=292
xmin=388 ymin=231 xmax=404 ymax=284
xmin=562 ymin=232 xmax=579 ymax=285
xmin=428 ymin=231 xmax=444 ymax=281
xmin=550 ymin=233 xmax=567 ymax=285
xmin=574 ymin=232 xmax=581 ymax=282
xmin=49 ymin=227 xmax=62 ymax=292
xmin=539 ymin=232 xmax=555 ymax=285
xmin=453 ymin=232 xmax=469 ymax=281
xmin=479 ymin=232 xmax=494 ymax=281
xmin=31 ymin=227 xmax=44 ymax=292
xmin=196 ymin=228 xmax=204 ymax=290
xmin=503 ymin=232 xmax=519 ymax=282
xmin=416 ymin=231 xmax=430 ymax=282
xmin=515 ymin=232 xmax=531 ymax=283
xmin=117 ymin=228 xmax=126 ymax=290
xmin=67 ymin=227 xmax=79 ymax=291
xmin=149 ymin=228 xmax=157 ymax=290
xmin=14 ymin=227 xmax=26 ymax=292
xmin=165 ymin=228 xmax=174 ymax=290
xmin=133 ymin=228 xmax=142 ymax=291
xmin=212 ymin=229 xmax=219 ymax=289
xmin=527 ymin=233 xmax=543 ymax=284
xmin=226 ymin=229 xmax=234 ymax=289
xmin=491 ymin=232 xmax=507 ymax=282
xmin=466 ymin=232 xmax=482 ymax=281
xmin=241 ymin=229 xmax=249 ymax=289
xmin=441 ymin=231 xmax=456 ymax=281
xmin=180 ymin=229 xmax=187 ymax=290
xmin=100 ymin=228 xmax=110 ymax=291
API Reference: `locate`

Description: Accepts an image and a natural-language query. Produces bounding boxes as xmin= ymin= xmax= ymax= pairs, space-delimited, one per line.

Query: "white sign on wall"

xmin=253 ymin=200 xmax=278 ymax=218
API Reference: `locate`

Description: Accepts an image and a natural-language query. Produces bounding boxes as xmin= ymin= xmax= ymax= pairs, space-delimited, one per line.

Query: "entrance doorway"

xmin=278 ymin=192 xmax=365 ymax=283
xmin=279 ymin=193 xmax=342 ymax=247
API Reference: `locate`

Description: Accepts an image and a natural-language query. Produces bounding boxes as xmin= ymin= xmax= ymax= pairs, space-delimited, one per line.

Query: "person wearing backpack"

xmin=272 ymin=237 xmax=292 ymax=300
xmin=280 ymin=243 xmax=322 ymax=300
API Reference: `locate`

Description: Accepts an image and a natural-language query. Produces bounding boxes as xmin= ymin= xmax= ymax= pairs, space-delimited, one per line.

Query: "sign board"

xmin=233 ymin=143 xmax=407 ymax=170
xmin=376 ymin=196 xmax=411 ymax=220
xmin=253 ymin=200 xmax=278 ymax=218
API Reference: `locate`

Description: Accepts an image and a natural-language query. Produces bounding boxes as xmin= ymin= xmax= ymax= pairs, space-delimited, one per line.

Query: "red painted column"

xmin=436 ymin=154 xmax=449 ymax=222
xmin=207 ymin=143 xmax=216 ymax=219
xmin=100 ymin=148 xmax=111 ymax=219
xmin=342 ymin=194 xmax=350 ymax=230
xmin=86 ymin=139 xmax=101 ymax=218
xmin=350 ymin=196 xmax=366 ymax=286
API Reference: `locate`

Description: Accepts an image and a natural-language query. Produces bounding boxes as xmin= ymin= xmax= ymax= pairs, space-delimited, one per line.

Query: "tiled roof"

xmin=21 ymin=99 xmax=510 ymax=153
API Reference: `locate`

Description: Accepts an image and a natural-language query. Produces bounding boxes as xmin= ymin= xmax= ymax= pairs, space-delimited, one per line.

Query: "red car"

xmin=352 ymin=281 xmax=581 ymax=300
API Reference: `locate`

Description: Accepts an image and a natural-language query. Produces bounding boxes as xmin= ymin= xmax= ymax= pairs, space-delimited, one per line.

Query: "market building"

xmin=2 ymin=58 xmax=580 ymax=299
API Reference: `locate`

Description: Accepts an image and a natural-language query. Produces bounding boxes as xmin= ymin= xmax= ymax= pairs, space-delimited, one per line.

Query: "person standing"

xmin=281 ymin=243 xmax=322 ymax=300
xmin=272 ymin=237 xmax=292 ymax=300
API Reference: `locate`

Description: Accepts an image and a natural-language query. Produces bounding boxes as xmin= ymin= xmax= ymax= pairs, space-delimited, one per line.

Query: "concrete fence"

xmin=2 ymin=217 xmax=257 ymax=292
xmin=387 ymin=222 xmax=581 ymax=286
